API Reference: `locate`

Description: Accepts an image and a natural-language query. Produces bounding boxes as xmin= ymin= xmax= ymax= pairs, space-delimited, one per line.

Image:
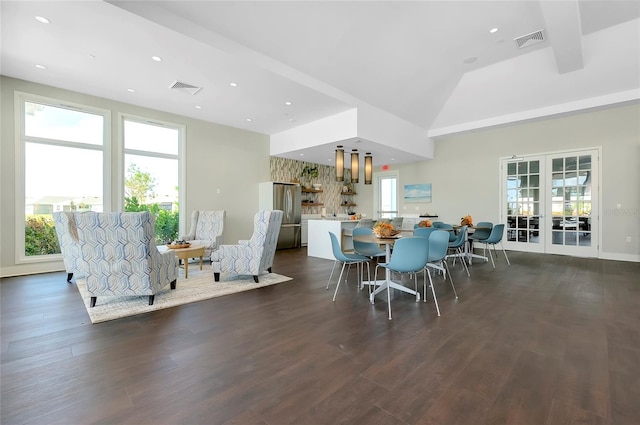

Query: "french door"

xmin=501 ymin=149 xmax=599 ymax=258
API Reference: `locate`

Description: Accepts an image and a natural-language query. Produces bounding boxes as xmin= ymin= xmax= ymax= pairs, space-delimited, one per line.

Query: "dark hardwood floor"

xmin=2 ymin=248 xmax=639 ymax=425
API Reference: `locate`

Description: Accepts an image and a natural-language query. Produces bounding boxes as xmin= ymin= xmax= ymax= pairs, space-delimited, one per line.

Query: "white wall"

xmin=2 ymin=77 xmax=638 ymax=277
xmin=383 ymin=103 xmax=640 ymax=261
xmin=1 ymin=76 xmax=271 ymax=277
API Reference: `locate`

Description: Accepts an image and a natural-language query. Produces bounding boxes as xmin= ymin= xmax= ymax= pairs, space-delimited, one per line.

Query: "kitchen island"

xmin=307 ymin=218 xmax=360 ymax=260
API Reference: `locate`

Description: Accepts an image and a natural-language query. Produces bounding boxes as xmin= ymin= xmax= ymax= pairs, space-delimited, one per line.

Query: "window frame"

xmin=14 ymin=91 xmax=111 ymax=265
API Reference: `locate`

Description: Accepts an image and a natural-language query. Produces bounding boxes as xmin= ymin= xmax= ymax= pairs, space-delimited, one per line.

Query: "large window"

xmin=123 ymin=117 xmax=182 ymax=244
xmin=20 ymin=97 xmax=107 ymax=259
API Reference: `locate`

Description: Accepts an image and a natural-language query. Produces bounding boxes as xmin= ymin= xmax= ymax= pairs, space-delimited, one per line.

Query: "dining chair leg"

xmin=372 ymin=266 xmax=380 ymax=304
xmin=501 ymin=242 xmax=511 ymax=265
xmin=363 ymin=262 xmax=372 ymax=295
xmin=442 ymin=259 xmax=458 ymax=299
xmin=332 ymin=262 xmax=348 ymax=302
xmin=326 ymin=260 xmax=339 ymax=289
xmin=458 ymin=247 xmax=470 ymax=277
xmin=487 ymin=243 xmax=496 ymax=268
xmin=424 ymin=269 xmax=441 ymax=316
xmin=386 ymin=271 xmax=393 ymax=320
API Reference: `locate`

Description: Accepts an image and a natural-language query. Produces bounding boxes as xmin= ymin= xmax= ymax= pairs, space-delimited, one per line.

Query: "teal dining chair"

xmin=413 ymin=227 xmax=437 ymax=239
xmin=476 ymin=224 xmax=510 ymax=268
xmin=432 ymin=221 xmax=456 ymax=241
xmin=424 ymin=230 xmax=458 ymax=316
xmin=446 ymin=225 xmax=470 ymax=277
xmin=352 ymin=227 xmax=385 ymax=293
xmin=327 ymin=232 xmax=370 ymax=301
xmin=373 ymin=236 xmax=428 ymax=320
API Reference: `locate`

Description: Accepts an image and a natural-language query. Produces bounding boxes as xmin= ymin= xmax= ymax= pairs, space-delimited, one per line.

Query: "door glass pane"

xmin=565 ymin=157 xmax=577 ymax=171
xmin=552 ymin=173 xmax=564 ymax=187
xmin=530 ymin=161 xmax=540 ymax=173
xmin=517 ymin=162 xmax=528 ymax=174
xmin=552 ymin=158 xmax=563 ymax=172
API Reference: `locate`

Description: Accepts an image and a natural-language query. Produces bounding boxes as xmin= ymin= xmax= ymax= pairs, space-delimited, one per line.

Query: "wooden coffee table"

xmin=170 ymin=244 xmax=205 ymax=279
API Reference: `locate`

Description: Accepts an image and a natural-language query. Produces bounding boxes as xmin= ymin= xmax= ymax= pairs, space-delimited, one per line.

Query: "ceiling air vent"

xmin=168 ymin=80 xmax=202 ymax=95
xmin=514 ymin=29 xmax=545 ymax=49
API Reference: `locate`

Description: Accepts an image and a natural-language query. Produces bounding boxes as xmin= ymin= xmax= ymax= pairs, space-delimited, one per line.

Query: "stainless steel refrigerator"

xmin=258 ymin=182 xmax=301 ymax=249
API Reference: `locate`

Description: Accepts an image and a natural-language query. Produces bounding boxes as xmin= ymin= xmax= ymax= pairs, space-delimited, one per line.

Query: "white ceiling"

xmin=2 ymin=1 xmax=639 ymax=167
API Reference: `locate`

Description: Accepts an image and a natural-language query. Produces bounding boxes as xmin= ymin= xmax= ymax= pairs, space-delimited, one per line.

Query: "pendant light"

xmin=364 ymin=152 xmax=373 ymax=185
xmin=335 ymin=145 xmax=344 ymax=182
xmin=351 ymin=149 xmax=359 ymax=183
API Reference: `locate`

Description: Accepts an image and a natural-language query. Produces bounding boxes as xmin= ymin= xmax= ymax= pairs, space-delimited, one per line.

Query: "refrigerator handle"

xmin=286 ymin=189 xmax=292 ymax=220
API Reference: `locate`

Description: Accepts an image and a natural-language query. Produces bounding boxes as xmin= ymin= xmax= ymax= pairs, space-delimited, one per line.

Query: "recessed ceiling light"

xmin=127 ymin=88 xmax=136 ymax=93
xmin=35 ymin=16 xmax=50 ymax=24
xmin=245 ymin=118 xmax=252 ymax=122
xmin=490 ymin=27 xmax=499 ymax=33
xmin=35 ymin=64 xmax=47 ymax=70
xmin=151 ymin=56 xmax=162 ymax=62
xmin=230 ymin=82 xmax=238 ymax=87
xmin=285 ymin=101 xmax=292 ymax=106
xmin=195 ymin=105 xmax=202 ymax=109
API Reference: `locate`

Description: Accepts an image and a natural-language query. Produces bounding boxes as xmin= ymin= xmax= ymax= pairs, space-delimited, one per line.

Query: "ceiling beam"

xmin=540 ymin=0 xmax=584 ymax=74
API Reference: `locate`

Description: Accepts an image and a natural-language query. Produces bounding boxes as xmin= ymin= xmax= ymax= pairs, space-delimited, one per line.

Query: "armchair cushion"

xmin=180 ymin=210 xmax=225 ymax=259
xmin=211 ymin=210 xmax=283 ymax=282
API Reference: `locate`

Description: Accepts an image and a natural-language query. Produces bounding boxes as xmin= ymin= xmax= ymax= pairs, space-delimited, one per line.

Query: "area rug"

xmin=75 ymin=266 xmax=292 ymax=324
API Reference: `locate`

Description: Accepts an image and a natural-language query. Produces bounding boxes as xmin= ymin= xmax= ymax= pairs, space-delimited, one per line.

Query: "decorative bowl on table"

xmin=373 ymin=222 xmax=400 ymax=238
xmin=312 ymin=183 xmax=322 ymax=190
xmin=167 ymin=240 xmax=191 ymax=249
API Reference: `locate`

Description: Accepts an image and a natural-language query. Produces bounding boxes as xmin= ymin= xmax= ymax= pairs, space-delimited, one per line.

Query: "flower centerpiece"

xmin=418 ymin=219 xmax=432 ymax=227
xmin=373 ymin=221 xmax=400 ymax=238
xmin=461 ymin=215 xmax=473 ymax=226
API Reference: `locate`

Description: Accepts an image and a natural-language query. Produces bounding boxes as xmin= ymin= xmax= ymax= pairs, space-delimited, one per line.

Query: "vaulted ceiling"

xmin=2 ymin=1 xmax=639 ymax=166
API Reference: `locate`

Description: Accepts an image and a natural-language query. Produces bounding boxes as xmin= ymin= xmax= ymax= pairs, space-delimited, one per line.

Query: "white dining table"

xmin=352 ymin=232 xmax=420 ymax=302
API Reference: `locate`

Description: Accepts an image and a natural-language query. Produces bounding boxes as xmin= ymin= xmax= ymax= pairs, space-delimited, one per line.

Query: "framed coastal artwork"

xmin=404 ymin=183 xmax=432 ymax=203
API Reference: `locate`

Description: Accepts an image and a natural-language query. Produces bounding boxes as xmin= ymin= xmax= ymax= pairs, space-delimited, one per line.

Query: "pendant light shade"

xmin=335 ymin=145 xmax=344 ymax=182
xmin=364 ymin=152 xmax=373 ymax=185
xmin=350 ymin=149 xmax=359 ymax=183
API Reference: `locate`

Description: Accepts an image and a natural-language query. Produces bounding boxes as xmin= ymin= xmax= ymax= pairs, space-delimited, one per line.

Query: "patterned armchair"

xmin=52 ymin=211 xmax=84 ymax=283
xmin=211 ymin=210 xmax=283 ymax=283
xmin=180 ymin=210 xmax=226 ymax=259
xmin=73 ymin=212 xmax=179 ymax=307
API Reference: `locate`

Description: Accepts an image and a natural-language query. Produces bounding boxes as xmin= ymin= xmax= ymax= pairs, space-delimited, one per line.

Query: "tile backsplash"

xmin=270 ymin=157 xmax=356 ymax=215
